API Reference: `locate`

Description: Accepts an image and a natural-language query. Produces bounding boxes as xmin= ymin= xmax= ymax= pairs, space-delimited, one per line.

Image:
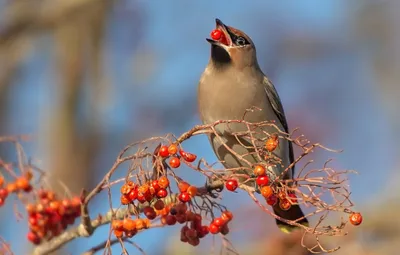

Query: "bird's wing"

xmin=263 ymin=76 xmax=295 ymax=177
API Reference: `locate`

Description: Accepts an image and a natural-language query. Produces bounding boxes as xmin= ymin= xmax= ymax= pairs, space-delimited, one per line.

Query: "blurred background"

xmin=1 ymin=0 xmax=399 ymax=254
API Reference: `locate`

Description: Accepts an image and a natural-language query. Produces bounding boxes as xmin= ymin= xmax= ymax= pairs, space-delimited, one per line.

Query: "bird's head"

xmin=206 ymin=18 xmax=258 ymax=69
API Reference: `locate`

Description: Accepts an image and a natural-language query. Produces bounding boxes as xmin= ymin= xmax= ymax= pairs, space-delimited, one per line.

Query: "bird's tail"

xmin=272 ymin=203 xmax=309 ymax=233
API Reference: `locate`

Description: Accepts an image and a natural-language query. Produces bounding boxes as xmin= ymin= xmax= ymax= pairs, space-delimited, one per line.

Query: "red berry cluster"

xmin=208 ymin=210 xmax=233 ymax=235
xmin=179 ymin=212 xmax=209 ymax=246
xmin=253 ymin=164 xmax=299 ymax=212
xmin=223 ymin=165 xmax=297 ymax=212
xmin=26 ymin=190 xmax=81 ymax=245
xmin=158 ymin=144 xmax=197 ymax=169
xmin=117 ymin=173 xmax=235 ymax=246
xmin=120 ymin=176 xmax=170 ymax=205
xmin=0 ymin=174 xmax=33 ymax=206
xmin=113 ymin=198 xmax=214 ymax=246
xmin=112 ymin=217 xmax=151 ymax=238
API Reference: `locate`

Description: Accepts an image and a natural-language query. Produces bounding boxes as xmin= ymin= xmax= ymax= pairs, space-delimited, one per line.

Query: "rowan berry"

xmin=169 ymin=157 xmax=181 ymax=168
xmin=225 ymin=179 xmax=238 ymax=191
xmin=349 ymin=212 xmax=363 ymax=226
xmin=253 ymin=165 xmax=266 ymax=176
xmin=168 ymin=144 xmax=178 ymax=155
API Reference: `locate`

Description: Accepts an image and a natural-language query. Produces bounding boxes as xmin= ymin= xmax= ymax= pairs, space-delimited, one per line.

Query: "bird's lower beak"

xmin=206 ymin=18 xmax=233 ymax=47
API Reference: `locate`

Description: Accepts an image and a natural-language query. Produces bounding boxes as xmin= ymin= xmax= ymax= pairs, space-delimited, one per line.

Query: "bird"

xmin=197 ymin=18 xmax=309 ymax=233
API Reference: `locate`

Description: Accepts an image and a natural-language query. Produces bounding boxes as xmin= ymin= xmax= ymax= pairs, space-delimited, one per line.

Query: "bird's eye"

xmin=235 ymin=37 xmax=246 ymax=46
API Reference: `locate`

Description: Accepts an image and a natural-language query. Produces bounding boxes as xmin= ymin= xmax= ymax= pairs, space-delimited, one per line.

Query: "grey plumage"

xmin=198 ymin=19 xmax=308 ymax=233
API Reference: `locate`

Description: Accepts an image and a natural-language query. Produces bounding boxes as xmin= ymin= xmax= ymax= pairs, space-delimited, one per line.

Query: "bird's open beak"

xmin=206 ymin=18 xmax=233 ymax=47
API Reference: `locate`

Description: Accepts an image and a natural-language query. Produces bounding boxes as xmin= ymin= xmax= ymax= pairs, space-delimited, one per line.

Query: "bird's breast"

xmin=197 ymin=69 xmax=290 ymax=177
xmin=198 ymin=71 xmax=278 ymax=127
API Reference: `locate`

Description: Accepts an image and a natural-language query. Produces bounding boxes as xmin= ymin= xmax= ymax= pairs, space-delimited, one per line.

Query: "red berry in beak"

xmin=210 ymin=29 xmax=222 ymax=40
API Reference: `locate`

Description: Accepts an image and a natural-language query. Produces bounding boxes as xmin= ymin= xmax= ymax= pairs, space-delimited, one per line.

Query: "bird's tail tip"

xmin=277 ymin=220 xmax=309 ymax=234
xmin=273 ymin=203 xmax=309 ymax=234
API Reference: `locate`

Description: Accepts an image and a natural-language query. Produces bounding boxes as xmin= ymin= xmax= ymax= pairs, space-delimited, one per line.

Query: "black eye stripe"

xmin=230 ymin=33 xmax=250 ymax=46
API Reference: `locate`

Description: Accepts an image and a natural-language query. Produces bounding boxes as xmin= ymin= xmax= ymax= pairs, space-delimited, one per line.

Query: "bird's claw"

xmin=204 ymin=176 xmax=223 ymax=198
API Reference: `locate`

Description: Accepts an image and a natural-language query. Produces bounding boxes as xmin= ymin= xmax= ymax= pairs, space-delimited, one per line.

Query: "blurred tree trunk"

xmin=356 ymin=2 xmax=400 ymax=137
xmin=44 ymin=1 xmax=111 ymax=254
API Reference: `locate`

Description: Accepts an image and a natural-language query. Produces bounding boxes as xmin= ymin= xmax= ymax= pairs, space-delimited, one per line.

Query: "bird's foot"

xmin=203 ymin=176 xmax=224 ymax=198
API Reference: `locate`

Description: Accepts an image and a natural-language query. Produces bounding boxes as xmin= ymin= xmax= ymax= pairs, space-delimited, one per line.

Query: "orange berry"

xmin=138 ymin=184 xmax=150 ymax=195
xmin=158 ymin=176 xmax=170 ymax=189
xmin=113 ymin=229 xmax=123 ymax=238
xmin=187 ymin=186 xmax=198 ymax=197
xmin=15 ymin=176 xmax=30 ymax=191
xmin=265 ymin=135 xmax=279 ymax=152
xmin=49 ymin=201 xmax=61 ymax=211
xmin=112 ymin=220 xmax=124 ymax=231
xmin=162 ymin=205 xmax=171 ymax=215
xmin=260 ymin=186 xmax=273 ymax=198
xmin=349 ymin=212 xmax=362 ymax=226
xmin=6 ymin=182 xmax=17 ymax=193
xmin=143 ymin=218 xmax=151 ymax=228
xmin=159 ymin=207 xmax=169 ymax=216
xmin=120 ymin=183 xmax=132 ymax=195
xmin=123 ymin=218 xmax=136 ymax=231
xmin=26 ymin=204 xmax=36 ymax=215
xmin=168 ymin=144 xmax=178 ymax=155
xmin=0 ymin=176 xmax=4 ymax=187
xmin=161 ymin=215 xmax=168 ymax=225
xmin=253 ymin=165 xmax=266 ymax=176
xmin=120 ymin=195 xmax=131 ymax=205
xmin=136 ymin=219 xmax=145 ymax=230
xmin=126 ymin=180 xmax=135 ymax=188
xmin=169 ymin=157 xmax=181 ymax=168
xmin=278 ymin=191 xmax=286 ymax=200
xmin=178 ymin=181 xmax=190 ymax=193
xmin=71 ymin=198 xmax=81 ymax=213
xmin=279 ymin=199 xmax=291 ymax=211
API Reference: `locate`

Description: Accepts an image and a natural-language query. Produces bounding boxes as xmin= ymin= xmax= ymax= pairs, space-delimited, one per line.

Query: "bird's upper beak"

xmin=206 ymin=18 xmax=233 ymax=48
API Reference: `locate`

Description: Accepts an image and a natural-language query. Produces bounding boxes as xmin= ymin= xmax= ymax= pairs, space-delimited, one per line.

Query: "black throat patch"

xmin=211 ymin=44 xmax=231 ymax=67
